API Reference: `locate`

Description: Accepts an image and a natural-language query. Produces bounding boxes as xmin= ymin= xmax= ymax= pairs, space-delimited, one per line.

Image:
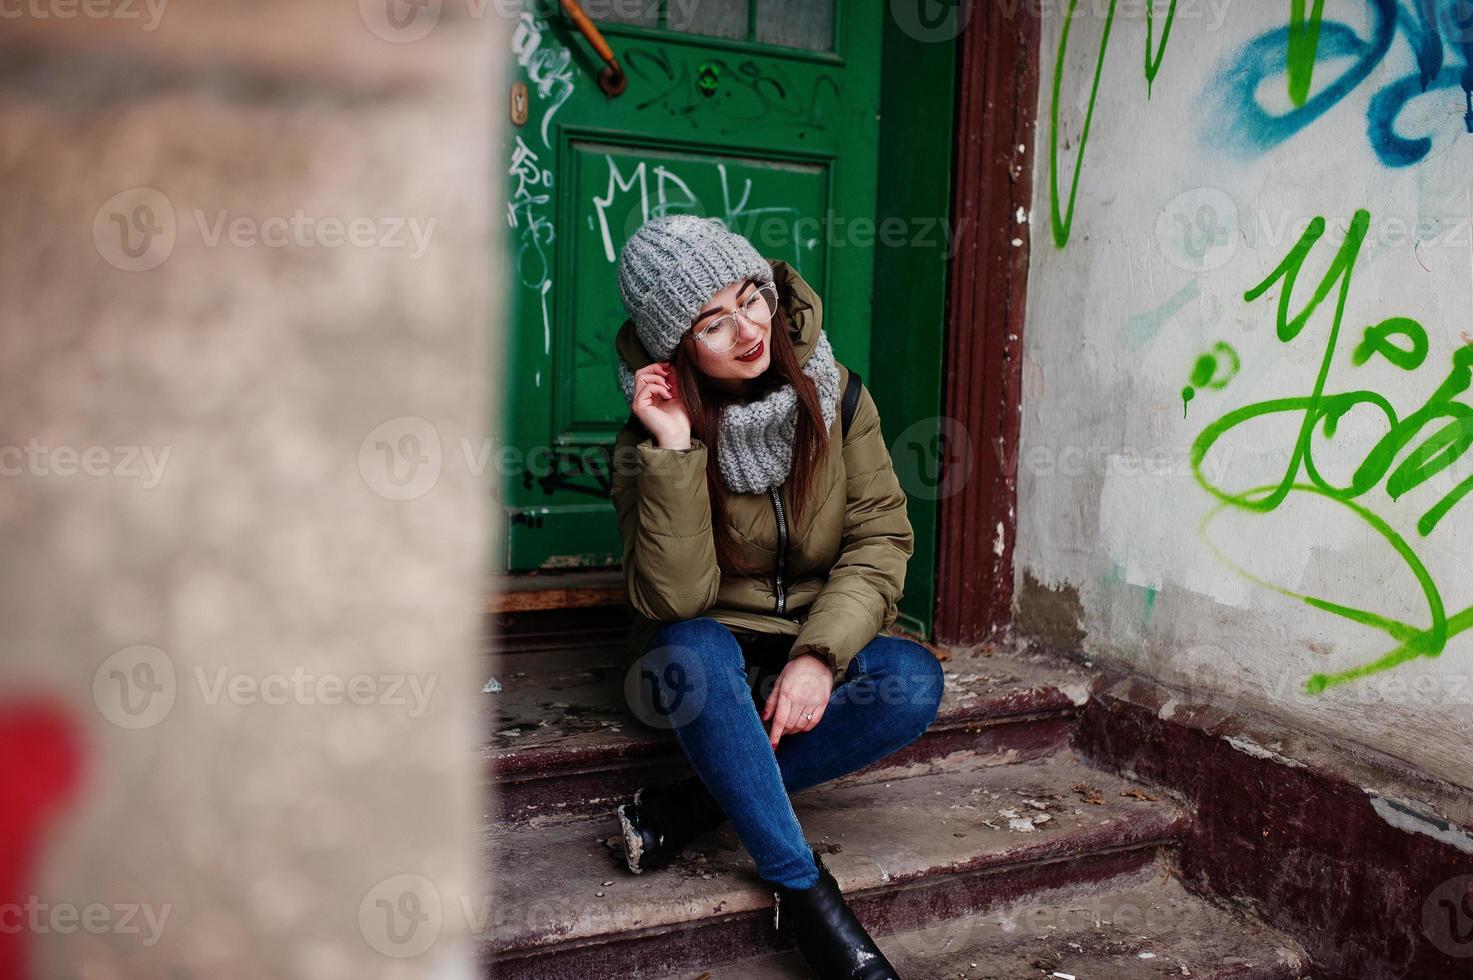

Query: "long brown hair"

xmin=671 ymin=287 xmax=829 ymax=575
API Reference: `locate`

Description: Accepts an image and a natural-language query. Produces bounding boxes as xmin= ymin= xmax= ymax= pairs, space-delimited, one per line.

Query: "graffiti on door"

xmin=508 ymin=9 xmax=572 ymax=393
xmin=589 ymin=154 xmax=807 ymax=268
xmin=623 ymin=47 xmax=840 ymax=138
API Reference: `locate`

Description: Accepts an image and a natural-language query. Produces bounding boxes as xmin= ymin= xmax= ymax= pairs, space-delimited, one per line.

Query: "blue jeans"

xmin=638 ymin=616 xmax=945 ymax=889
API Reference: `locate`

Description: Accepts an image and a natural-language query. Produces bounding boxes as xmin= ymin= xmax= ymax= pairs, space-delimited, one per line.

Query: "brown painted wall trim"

xmin=1075 ymin=673 xmax=1473 ymax=980
xmin=935 ymin=4 xmax=1039 ymax=644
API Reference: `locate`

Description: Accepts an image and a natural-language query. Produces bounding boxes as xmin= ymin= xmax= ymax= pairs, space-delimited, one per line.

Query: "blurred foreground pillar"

xmin=0 ymin=3 xmax=507 ymax=977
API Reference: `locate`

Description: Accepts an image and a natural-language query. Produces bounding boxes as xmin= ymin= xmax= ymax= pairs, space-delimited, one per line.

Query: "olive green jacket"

xmin=610 ymin=258 xmax=914 ymax=678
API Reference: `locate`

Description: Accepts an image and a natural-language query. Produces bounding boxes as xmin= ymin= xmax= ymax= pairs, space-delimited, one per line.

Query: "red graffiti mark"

xmin=0 ymin=700 xmax=84 ymax=980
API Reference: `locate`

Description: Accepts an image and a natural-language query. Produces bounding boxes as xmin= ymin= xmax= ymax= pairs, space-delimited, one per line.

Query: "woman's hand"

xmin=761 ymin=653 xmax=834 ymax=749
xmin=632 ymin=361 xmax=692 ymax=450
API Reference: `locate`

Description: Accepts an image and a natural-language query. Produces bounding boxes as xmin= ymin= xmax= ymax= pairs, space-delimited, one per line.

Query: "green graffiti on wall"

xmin=1286 ymin=0 xmax=1328 ymax=106
xmin=1048 ymin=0 xmax=1110 ymax=249
xmin=1049 ymin=0 xmax=1181 ymax=248
xmin=1182 ymin=341 xmax=1240 ymax=417
xmin=1145 ymin=0 xmax=1180 ymax=94
xmin=1048 ymin=0 xmax=1456 ymax=248
xmin=1189 ymin=208 xmax=1473 ymax=693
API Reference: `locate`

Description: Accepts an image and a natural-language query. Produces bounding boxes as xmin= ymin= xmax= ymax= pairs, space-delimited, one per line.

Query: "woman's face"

xmin=684 ymin=277 xmax=772 ymax=387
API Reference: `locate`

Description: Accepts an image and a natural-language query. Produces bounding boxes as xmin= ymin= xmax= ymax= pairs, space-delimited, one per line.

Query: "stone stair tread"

xmin=651 ymin=863 xmax=1308 ymax=980
xmin=485 ymin=641 xmax=1093 ymax=779
xmin=484 ymin=748 xmax=1184 ymax=958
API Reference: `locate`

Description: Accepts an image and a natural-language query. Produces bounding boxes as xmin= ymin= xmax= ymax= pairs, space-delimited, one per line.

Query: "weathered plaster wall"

xmin=1017 ymin=2 xmax=1473 ymax=790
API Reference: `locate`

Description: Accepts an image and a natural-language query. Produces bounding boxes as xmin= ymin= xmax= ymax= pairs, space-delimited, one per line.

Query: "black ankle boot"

xmin=771 ymin=846 xmax=901 ymax=980
xmin=615 ymin=776 xmax=727 ymax=874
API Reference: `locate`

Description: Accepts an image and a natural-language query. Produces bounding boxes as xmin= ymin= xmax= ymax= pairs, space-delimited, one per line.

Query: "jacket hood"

xmin=613 ymin=258 xmax=824 ymax=376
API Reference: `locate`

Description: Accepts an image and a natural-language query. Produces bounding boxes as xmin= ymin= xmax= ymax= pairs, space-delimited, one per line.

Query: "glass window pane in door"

xmin=754 ymin=0 xmax=833 ymax=52
xmin=667 ymin=0 xmax=749 ymax=41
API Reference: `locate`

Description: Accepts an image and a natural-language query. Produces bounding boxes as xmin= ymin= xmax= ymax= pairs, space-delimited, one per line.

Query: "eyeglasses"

xmin=692 ymin=283 xmax=778 ymax=355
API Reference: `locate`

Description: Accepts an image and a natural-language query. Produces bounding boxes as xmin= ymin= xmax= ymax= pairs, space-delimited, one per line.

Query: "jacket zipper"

xmin=768 ymin=485 xmax=788 ymax=616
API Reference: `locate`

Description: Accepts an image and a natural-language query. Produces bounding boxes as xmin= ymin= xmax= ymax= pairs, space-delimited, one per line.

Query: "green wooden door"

xmin=500 ymin=0 xmax=884 ymax=571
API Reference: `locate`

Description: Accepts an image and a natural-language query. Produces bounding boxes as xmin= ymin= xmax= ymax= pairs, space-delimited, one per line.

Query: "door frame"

xmin=933 ymin=2 xmax=1041 ymax=644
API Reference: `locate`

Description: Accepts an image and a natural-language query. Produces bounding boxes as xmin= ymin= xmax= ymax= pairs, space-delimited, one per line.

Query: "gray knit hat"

xmin=617 ymin=214 xmax=775 ymax=361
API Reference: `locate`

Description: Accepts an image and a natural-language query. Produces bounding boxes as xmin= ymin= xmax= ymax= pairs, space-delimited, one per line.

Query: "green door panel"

xmin=500 ymin=0 xmax=883 ymax=572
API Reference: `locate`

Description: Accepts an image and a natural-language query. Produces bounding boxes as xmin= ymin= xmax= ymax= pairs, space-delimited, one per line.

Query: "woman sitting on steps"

xmin=608 ymin=213 xmax=945 ymax=980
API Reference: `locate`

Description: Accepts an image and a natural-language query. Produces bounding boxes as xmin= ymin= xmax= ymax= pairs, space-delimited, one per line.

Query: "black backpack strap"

xmin=841 ymin=366 xmax=863 ymax=441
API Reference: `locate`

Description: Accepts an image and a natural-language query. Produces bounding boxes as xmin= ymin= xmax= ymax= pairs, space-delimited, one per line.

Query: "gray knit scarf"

xmin=616 ymin=328 xmax=841 ymax=495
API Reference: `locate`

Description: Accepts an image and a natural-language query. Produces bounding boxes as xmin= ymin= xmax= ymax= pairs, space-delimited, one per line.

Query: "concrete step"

xmin=651 ymin=861 xmax=1310 ymax=980
xmin=482 ymin=748 xmax=1189 ymax=979
xmin=487 ymin=605 xmax=629 ymax=655
xmin=484 ymin=640 xmax=1094 ymax=822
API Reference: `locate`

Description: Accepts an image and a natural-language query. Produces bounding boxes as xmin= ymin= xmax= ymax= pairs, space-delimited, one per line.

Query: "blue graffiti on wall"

xmin=1200 ymin=0 xmax=1473 ymax=167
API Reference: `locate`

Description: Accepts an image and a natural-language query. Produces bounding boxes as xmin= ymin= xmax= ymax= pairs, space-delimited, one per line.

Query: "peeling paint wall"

xmin=1017 ymin=3 xmax=1473 ymax=790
